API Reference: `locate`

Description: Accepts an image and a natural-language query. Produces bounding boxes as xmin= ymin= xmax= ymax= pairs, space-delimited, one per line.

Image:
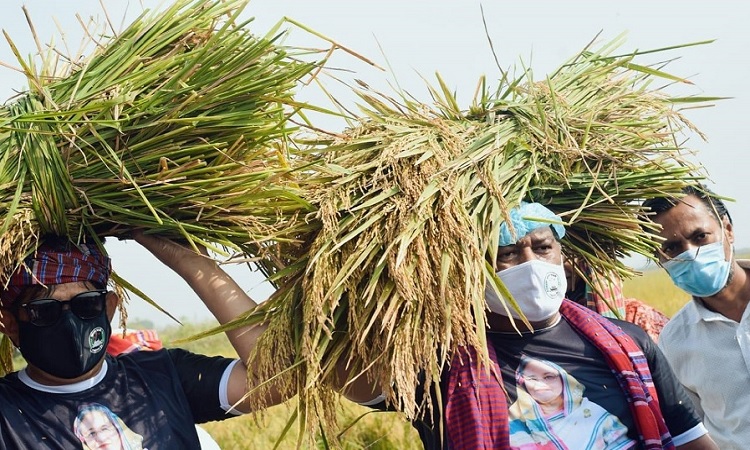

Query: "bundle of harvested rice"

xmin=244 ymin=36 xmax=717 ymax=443
xmin=0 ymin=0 xmax=325 ymax=297
xmin=0 ymin=0 xmax=345 ymax=375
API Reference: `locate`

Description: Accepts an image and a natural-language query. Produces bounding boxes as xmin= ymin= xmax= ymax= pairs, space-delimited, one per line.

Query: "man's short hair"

xmin=643 ymin=184 xmax=732 ymax=225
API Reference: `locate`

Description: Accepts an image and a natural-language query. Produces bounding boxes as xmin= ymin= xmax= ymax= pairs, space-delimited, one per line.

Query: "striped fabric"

xmin=1 ymin=236 xmax=111 ymax=306
xmin=579 ymin=263 xmax=669 ymax=342
xmin=445 ymin=343 xmax=509 ymax=449
xmin=560 ymin=300 xmax=674 ymax=450
xmin=107 ymin=329 xmax=163 ymax=355
xmin=444 ymin=300 xmax=674 ymax=450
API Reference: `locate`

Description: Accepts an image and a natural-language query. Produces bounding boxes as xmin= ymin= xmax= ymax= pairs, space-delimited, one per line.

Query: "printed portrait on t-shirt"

xmin=508 ymin=355 xmax=635 ymax=450
xmin=73 ymin=403 xmax=146 ymax=450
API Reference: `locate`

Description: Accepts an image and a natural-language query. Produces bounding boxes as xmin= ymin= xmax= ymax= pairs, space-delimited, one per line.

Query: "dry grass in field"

xmin=622 ymin=266 xmax=691 ymax=317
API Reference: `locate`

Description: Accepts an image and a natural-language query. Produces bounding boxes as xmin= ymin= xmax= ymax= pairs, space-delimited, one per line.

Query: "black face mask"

xmin=18 ymin=309 xmax=111 ymax=379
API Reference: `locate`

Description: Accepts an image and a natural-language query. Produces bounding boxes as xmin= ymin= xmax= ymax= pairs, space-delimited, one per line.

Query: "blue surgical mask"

xmin=662 ymin=240 xmax=732 ymax=298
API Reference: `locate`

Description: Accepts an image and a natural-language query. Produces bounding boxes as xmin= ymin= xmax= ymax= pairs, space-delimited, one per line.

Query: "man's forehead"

xmin=528 ymin=226 xmax=556 ymax=238
xmin=658 ymin=194 xmax=712 ymax=218
xmin=654 ymin=195 xmax=722 ymax=229
xmin=506 ymin=226 xmax=556 ymax=246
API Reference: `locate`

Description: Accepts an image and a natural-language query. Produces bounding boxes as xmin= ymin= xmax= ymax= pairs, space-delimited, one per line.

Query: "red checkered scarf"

xmin=107 ymin=329 xmax=163 ymax=356
xmin=580 ymin=263 xmax=669 ymax=342
xmin=560 ymin=300 xmax=674 ymax=449
xmin=444 ymin=342 xmax=509 ymax=449
xmin=1 ymin=237 xmax=111 ymax=306
xmin=444 ymin=300 xmax=674 ymax=450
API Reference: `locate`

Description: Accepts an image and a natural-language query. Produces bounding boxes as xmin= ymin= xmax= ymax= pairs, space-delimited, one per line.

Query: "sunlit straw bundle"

xmin=0 ymin=4 xmax=720 ymax=442
xmin=0 ymin=0 xmax=323 ymax=292
xmin=246 ymin=36 xmax=717 ymax=443
xmin=0 ymin=0 xmax=333 ymax=375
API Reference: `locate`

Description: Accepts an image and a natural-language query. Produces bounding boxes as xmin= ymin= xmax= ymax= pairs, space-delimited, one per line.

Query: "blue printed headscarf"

xmin=499 ymin=202 xmax=565 ymax=246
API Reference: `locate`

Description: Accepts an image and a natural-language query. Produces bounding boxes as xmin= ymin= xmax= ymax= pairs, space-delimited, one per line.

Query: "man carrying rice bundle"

xmin=0 ymin=0 xmax=726 ymax=444
xmin=345 ymin=202 xmax=719 ymax=449
xmin=0 ymin=231 xmax=280 ymax=448
xmin=12 ymin=206 xmax=706 ymax=450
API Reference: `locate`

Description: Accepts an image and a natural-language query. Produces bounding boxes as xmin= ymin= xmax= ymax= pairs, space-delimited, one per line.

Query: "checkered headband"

xmin=1 ymin=237 xmax=111 ymax=306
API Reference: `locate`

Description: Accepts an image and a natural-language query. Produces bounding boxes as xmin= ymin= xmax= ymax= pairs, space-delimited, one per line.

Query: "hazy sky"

xmin=1 ymin=1 xmax=748 ymax=326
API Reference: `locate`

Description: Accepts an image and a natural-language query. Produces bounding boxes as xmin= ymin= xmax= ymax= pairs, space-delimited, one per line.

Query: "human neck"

xmin=24 ymin=360 xmax=105 ymax=387
xmin=701 ymin=263 xmax=750 ymax=322
xmin=487 ymin=312 xmax=562 ymax=333
xmin=539 ymin=399 xmax=564 ymax=417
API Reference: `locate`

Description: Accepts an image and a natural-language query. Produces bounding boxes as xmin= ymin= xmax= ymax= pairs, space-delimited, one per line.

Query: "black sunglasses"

xmin=19 ymin=290 xmax=108 ymax=327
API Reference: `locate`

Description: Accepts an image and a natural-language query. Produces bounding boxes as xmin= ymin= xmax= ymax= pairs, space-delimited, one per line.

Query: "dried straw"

xmin=245 ymin=35 xmax=717 ymax=445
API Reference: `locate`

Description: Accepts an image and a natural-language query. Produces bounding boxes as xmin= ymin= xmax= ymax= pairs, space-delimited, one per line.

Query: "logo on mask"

xmin=89 ymin=327 xmax=106 ymax=354
xmin=18 ymin=309 xmax=111 ymax=379
xmin=544 ymin=272 xmax=562 ymax=298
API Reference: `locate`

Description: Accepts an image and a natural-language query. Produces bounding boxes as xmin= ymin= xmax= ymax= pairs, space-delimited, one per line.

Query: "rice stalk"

xmin=0 ymin=0 xmax=355 ymax=378
xmin=0 ymin=0 xmax=328 ymax=290
xmin=246 ymin=36 xmax=717 ymax=445
xmin=0 ymin=7 xmax=722 ymax=446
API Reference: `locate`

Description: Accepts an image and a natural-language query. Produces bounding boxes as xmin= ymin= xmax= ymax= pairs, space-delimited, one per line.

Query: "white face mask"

xmin=485 ymin=259 xmax=567 ymax=322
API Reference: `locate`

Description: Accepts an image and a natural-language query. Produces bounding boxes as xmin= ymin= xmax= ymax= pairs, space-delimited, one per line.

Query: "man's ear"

xmin=105 ymin=291 xmax=120 ymax=322
xmin=724 ymin=216 xmax=734 ymax=245
xmin=0 ymin=308 xmax=20 ymax=346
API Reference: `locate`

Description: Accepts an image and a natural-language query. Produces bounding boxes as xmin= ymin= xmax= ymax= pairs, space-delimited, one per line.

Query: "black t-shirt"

xmin=396 ymin=317 xmax=701 ymax=449
xmin=0 ymin=348 xmax=235 ymax=449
